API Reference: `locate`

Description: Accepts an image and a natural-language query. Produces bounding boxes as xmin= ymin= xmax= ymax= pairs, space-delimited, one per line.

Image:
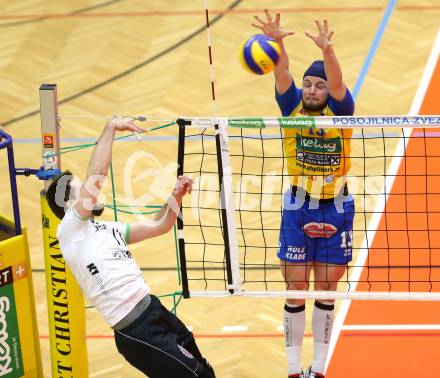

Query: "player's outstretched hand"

xmin=172 ymin=176 xmax=194 ymax=202
xmin=107 ymin=117 xmax=145 ymax=133
xmin=252 ymin=9 xmax=294 ymax=42
xmin=305 ymin=19 xmax=334 ymax=52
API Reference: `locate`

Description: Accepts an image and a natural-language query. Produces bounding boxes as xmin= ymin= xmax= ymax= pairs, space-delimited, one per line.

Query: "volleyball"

xmin=239 ymin=34 xmax=281 ymax=75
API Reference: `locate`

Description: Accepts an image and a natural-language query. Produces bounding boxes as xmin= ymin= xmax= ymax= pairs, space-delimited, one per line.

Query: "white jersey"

xmin=57 ymin=207 xmax=150 ymax=327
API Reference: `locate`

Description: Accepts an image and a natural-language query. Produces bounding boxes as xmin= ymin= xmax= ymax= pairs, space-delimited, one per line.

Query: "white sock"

xmin=284 ymin=303 xmax=306 ymax=374
xmin=311 ymin=301 xmax=334 ymax=374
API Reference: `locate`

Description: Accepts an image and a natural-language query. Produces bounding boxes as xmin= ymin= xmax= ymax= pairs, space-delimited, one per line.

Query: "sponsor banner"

xmin=331 ymin=116 xmax=440 ymax=127
xmin=228 ymin=118 xmax=265 ymax=128
xmin=0 ymin=269 xmax=24 ymax=378
xmin=40 ymin=193 xmax=88 ymax=378
xmin=0 ymin=215 xmax=43 ymax=377
xmin=278 ymin=117 xmax=316 ymax=128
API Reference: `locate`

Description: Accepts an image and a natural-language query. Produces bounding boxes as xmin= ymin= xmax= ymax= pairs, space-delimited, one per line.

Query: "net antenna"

xmin=177 ymin=115 xmax=440 ymax=301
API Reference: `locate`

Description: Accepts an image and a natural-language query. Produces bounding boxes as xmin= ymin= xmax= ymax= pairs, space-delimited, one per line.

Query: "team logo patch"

xmin=304 ymin=222 xmax=337 ymax=238
xmin=178 ymin=345 xmax=194 ymax=359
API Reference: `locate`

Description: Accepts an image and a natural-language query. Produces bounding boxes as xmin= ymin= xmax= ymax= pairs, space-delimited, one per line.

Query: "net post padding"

xmin=176 ymin=118 xmax=191 ymax=298
xmin=214 ymin=119 xmax=240 ymax=292
xmin=39 ymin=84 xmax=89 ymax=376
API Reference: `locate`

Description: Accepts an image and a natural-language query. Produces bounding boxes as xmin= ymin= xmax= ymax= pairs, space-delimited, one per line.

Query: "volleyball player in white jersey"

xmin=46 ymin=118 xmax=215 ymax=378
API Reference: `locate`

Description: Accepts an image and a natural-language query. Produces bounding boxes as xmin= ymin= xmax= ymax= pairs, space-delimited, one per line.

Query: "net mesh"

xmin=178 ymin=120 xmax=440 ymax=298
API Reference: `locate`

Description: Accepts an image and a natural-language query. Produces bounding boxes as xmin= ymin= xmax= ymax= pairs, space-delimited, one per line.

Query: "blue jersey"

xmin=276 ymin=80 xmax=355 ymax=264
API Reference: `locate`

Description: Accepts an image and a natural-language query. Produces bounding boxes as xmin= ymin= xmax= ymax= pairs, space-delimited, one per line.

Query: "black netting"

xmin=177 ymin=122 xmax=440 ymax=296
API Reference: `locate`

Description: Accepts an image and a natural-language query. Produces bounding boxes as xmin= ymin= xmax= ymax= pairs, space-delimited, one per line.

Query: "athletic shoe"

xmin=288 ymin=373 xmax=304 ymax=378
xmin=304 ymin=366 xmax=325 ymax=378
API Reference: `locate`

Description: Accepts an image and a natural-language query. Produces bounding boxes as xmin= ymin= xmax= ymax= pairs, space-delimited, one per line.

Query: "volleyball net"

xmin=176 ymin=115 xmax=440 ymax=300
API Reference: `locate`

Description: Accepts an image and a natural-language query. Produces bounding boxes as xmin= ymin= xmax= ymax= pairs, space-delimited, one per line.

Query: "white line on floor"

xmin=341 ymin=324 xmax=440 ymax=331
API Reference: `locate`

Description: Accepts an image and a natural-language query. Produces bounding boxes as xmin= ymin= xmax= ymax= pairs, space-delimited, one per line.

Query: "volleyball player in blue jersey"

xmin=253 ymin=10 xmax=355 ymax=378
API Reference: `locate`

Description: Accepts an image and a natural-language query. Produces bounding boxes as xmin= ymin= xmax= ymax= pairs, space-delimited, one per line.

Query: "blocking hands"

xmin=252 ymin=9 xmax=295 ymax=42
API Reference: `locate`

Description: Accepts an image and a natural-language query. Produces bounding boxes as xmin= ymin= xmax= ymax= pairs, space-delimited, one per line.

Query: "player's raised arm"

xmin=252 ymin=9 xmax=295 ymax=94
xmin=305 ymin=19 xmax=347 ymax=101
xmin=75 ymin=118 xmax=144 ymax=219
xmin=128 ymin=175 xmax=194 ymax=244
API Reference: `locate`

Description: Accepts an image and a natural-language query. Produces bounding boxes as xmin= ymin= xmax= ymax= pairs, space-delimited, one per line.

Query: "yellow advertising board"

xmin=40 ymin=193 xmax=88 ymax=377
xmin=0 ymin=214 xmax=42 ymax=378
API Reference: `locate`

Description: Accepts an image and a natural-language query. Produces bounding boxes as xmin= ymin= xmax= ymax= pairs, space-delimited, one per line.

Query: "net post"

xmin=215 ymin=118 xmax=240 ymax=292
xmin=39 ymin=84 xmax=89 ymax=377
xmin=177 ymin=118 xmax=190 ymax=298
xmin=39 ymin=84 xmax=61 ymax=190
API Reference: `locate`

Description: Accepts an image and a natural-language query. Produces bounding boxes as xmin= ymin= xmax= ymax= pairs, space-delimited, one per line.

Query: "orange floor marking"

xmin=327 ymin=41 xmax=440 ymax=378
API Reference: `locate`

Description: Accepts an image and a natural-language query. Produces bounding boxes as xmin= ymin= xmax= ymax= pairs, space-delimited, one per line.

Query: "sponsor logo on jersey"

xmin=303 ymin=222 xmax=337 ymax=238
xmin=91 ymin=221 xmax=107 ymax=232
xmin=286 ymin=246 xmax=306 ymax=261
xmin=286 ymin=252 xmax=306 ymax=261
xmin=112 ymin=251 xmax=132 ymax=260
xmin=85 ymin=263 xmax=108 ymax=295
xmin=86 ymin=263 xmax=99 ymax=276
xmin=296 ymin=151 xmax=340 ymax=167
xmin=296 ymin=135 xmax=342 ymax=154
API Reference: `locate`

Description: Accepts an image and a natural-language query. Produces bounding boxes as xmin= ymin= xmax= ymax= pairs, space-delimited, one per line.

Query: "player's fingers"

xmin=253 ymin=15 xmax=265 ymax=25
xmin=251 ymin=23 xmax=264 ymax=30
xmin=305 ymin=31 xmax=315 ymax=41
xmin=282 ymin=30 xmax=295 ymax=37
xmin=128 ymin=120 xmax=142 ymax=129
xmin=264 ymin=9 xmax=273 ymax=22
xmin=182 ymin=178 xmax=193 ymax=188
xmin=275 ymin=12 xmax=280 ymax=25
xmin=323 ymin=19 xmax=329 ymax=34
xmin=328 ymin=31 xmax=334 ymax=41
xmin=315 ymin=19 xmax=323 ymax=33
xmin=129 ymin=123 xmax=145 ymax=133
xmin=178 ymin=175 xmax=192 ymax=181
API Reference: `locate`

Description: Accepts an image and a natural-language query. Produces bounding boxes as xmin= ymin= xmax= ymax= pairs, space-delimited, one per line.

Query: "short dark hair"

xmin=45 ymin=170 xmax=73 ymax=219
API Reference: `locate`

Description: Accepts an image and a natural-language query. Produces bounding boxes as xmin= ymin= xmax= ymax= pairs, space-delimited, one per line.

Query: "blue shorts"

xmin=277 ymin=192 xmax=355 ymax=265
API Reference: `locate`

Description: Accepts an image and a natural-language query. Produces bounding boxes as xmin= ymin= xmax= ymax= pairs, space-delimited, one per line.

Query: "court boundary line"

xmin=326 ymin=27 xmax=440 ymax=373
xmin=341 ymin=324 xmax=440 ymax=331
xmin=352 ymin=0 xmax=397 ymax=98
